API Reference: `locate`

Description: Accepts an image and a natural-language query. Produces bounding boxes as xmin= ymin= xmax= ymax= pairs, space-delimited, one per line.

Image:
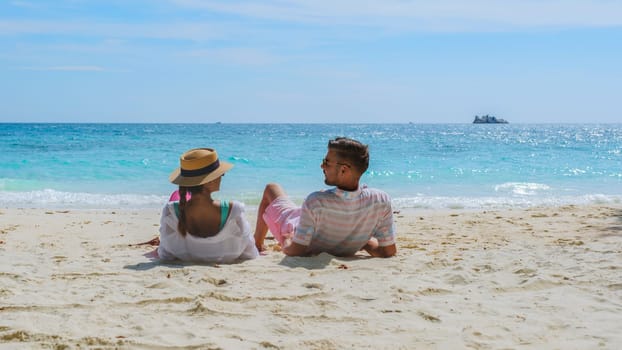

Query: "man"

xmin=254 ymin=137 xmax=397 ymax=258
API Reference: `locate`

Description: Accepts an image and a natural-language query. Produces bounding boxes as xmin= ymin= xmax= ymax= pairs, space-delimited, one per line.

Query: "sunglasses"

xmin=322 ymin=158 xmax=351 ymax=168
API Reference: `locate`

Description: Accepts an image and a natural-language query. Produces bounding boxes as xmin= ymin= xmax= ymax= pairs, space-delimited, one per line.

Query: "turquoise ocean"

xmin=1 ymin=123 xmax=621 ymax=210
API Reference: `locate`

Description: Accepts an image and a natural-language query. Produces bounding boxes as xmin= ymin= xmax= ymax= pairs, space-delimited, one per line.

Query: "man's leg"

xmin=254 ymin=183 xmax=288 ymax=251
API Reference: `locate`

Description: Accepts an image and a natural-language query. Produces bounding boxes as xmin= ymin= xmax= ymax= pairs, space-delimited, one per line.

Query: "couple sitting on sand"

xmin=157 ymin=137 xmax=397 ymax=263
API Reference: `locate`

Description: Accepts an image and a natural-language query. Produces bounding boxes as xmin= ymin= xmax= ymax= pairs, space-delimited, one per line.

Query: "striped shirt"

xmin=292 ymin=186 xmax=396 ymax=256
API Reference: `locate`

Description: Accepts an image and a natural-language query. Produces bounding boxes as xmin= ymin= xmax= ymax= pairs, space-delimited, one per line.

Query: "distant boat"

xmin=473 ymin=115 xmax=508 ymax=124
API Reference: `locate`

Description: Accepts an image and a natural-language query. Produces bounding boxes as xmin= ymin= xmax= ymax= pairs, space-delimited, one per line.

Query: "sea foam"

xmin=0 ymin=189 xmax=167 ymax=209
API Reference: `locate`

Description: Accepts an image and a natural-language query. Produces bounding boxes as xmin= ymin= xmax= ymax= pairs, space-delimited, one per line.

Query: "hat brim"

xmin=169 ymin=161 xmax=233 ymax=187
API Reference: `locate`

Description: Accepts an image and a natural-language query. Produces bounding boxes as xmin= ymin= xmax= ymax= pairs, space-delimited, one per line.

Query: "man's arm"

xmin=282 ymin=239 xmax=310 ymax=257
xmin=362 ymin=238 xmax=397 ymax=258
xmin=284 ymin=196 xmax=315 ymax=257
xmin=364 ymin=195 xmax=398 ymax=258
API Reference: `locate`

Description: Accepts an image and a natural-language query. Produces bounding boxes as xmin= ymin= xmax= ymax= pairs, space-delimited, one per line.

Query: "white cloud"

xmin=18 ymin=65 xmax=106 ymax=71
xmin=2 ymin=0 xmax=619 ymax=44
xmin=184 ymin=47 xmax=282 ymax=66
xmin=10 ymin=1 xmax=39 ymax=9
xmin=171 ymin=0 xmax=622 ymax=30
xmin=0 ymin=20 xmax=229 ymax=41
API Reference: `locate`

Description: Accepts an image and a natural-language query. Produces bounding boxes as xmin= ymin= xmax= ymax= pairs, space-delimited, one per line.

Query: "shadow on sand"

xmin=278 ymin=252 xmax=374 ymax=270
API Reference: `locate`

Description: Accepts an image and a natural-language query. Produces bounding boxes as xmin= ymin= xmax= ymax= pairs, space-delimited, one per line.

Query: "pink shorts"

xmin=262 ymin=197 xmax=301 ymax=246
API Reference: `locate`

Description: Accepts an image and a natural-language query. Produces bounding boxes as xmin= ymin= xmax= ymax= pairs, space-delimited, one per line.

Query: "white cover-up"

xmin=157 ymin=201 xmax=259 ymax=263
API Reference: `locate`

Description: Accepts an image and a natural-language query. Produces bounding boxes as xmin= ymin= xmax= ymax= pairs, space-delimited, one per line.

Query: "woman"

xmin=157 ymin=148 xmax=259 ymax=263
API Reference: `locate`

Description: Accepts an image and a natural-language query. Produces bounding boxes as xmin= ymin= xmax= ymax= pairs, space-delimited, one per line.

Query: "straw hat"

xmin=169 ymin=148 xmax=233 ymax=187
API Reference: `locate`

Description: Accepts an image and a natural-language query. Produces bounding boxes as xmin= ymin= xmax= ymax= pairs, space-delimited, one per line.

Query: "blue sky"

xmin=1 ymin=0 xmax=621 ymax=123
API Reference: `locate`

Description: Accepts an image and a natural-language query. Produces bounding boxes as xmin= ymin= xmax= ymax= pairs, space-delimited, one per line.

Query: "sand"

xmin=1 ymin=204 xmax=621 ymax=349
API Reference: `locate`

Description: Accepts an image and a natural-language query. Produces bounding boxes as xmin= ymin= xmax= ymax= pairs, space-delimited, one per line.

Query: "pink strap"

xmin=168 ymin=190 xmax=192 ymax=202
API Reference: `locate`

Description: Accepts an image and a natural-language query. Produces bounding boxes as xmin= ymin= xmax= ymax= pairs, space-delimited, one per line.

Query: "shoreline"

xmin=1 ymin=190 xmax=621 ymax=212
xmin=1 ymin=204 xmax=621 ymax=348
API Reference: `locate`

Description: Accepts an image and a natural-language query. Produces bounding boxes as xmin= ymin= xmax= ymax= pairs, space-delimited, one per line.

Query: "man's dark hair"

xmin=328 ymin=137 xmax=369 ymax=174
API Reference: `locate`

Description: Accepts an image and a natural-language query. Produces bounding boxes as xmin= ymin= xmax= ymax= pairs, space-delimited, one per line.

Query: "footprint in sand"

xmin=445 ymin=273 xmax=470 ymax=285
xmin=514 ymin=268 xmax=537 ymax=278
xmin=608 ymin=283 xmax=622 ymax=290
xmin=418 ymin=311 xmax=441 ymax=323
xmin=414 ymin=287 xmax=451 ymax=296
xmin=0 ymin=224 xmax=19 ymax=234
xmin=202 ymin=276 xmax=227 ymax=286
xmin=303 ymin=282 xmax=324 ymax=290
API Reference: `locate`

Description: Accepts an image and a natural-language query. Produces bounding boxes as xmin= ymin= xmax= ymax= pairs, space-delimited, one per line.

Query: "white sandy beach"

xmin=1 ymin=205 xmax=621 ymax=349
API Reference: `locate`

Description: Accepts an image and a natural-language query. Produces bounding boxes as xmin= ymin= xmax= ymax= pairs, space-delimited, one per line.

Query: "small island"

xmin=473 ymin=114 xmax=508 ymax=124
